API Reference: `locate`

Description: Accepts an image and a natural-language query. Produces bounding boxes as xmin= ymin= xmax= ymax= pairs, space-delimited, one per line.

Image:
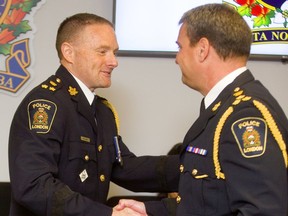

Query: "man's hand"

xmin=113 ymin=199 xmax=147 ymax=216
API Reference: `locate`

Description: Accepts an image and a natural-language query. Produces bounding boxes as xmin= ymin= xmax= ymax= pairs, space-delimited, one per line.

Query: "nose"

xmin=108 ymin=53 xmax=118 ymax=68
xmin=175 ymin=53 xmax=179 ymax=65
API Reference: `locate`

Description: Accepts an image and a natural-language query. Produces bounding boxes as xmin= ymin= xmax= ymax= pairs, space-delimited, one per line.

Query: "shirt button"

xmin=100 ymin=174 xmax=105 ymax=182
xmin=176 ymin=195 xmax=181 ymax=204
xmin=84 ymin=155 xmax=89 ymax=161
xmin=192 ymin=169 xmax=198 ymax=176
xmin=179 ymin=165 xmax=184 ymax=173
xmin=98 ymin=145 xmax=103 ymax=152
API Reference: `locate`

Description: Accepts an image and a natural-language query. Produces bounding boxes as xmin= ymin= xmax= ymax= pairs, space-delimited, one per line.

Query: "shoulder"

xmin=97 ymin=95 xmax=120 ymax=133
xmin=97 ymin=95 xmax=116 ymax=112
xmin=39 ymin=75 xmax=64 ymax=94
xmin=96 ymin=95 xmax=118 ymax=118
xmin=15 ymin=76 xmax=65 ymax=124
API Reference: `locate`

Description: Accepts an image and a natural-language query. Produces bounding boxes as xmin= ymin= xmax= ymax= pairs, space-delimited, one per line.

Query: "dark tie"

xmin=91 ymin=96 xmax=97 ymax=123
xmin=200 ymin=98 xmax=205 ymax=114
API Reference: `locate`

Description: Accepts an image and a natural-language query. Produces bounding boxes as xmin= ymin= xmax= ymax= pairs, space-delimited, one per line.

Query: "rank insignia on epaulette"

xmin=49 ymin=87 xmax=56 ymax=91
xmin=28 ymin=99 xmax=57 ymax=134
xmin=41 ymin=77 xmax=62 ymax=92
xmin=231 ymin=117 xmax=267 ymax=158
xmin=212 ymin=101 xmax=221 ymax=112
xmin=68 ymin=86 xmax=78 ymax=96
xmin=41 ymin=84 xmax=48 ymax=89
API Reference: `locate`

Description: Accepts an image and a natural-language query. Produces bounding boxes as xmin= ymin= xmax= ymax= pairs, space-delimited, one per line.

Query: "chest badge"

xmin=79 ymin=169 xmax=88 ymax=182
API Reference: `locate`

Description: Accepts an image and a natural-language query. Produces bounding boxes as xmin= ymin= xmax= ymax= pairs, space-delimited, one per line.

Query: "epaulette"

xmin=98 ymin=96 xmax=120 ymax=134
xmin=213 ymin=87 xmax=287 ymax=180
xmin=41 ymin=76 xmax=63 ymax=93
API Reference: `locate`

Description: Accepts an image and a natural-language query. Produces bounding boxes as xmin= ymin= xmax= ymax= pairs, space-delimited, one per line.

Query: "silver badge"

xmin=79 ymin=169 xmax=88 ymax=182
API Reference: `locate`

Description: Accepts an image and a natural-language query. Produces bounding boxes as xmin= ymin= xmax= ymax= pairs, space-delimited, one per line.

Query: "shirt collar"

xmin=204 ymin=67 xmax=247 ymax=109
xmin=70 ymin=73 xmax=95 ymax=105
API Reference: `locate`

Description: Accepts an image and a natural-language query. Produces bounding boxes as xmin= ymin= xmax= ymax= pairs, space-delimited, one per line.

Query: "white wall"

xmin=1 ymin=0 xmax=287 ymax=199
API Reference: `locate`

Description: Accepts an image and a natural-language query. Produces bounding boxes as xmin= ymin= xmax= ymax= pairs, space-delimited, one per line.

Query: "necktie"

xmin=91 ymin=96 xmax=97 ymax=124
xmin=200 ymin=98 xmax=206 ymax=114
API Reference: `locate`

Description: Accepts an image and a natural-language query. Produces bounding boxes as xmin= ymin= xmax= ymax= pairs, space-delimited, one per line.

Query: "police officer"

xmin=116 ymin=4 xmax=288 ymax=215
xmin=8 ymin=13 xmax=179 ymax=216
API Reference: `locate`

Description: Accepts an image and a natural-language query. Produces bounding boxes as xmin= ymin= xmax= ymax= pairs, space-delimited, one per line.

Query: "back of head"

xmin=179 ymin=3 xmax=252 ymax=60
xmin=56 ymin=13 xmax=113 ymax=59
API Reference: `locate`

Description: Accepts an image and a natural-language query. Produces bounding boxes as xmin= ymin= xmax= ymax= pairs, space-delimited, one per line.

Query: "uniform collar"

xmin=204 ymin=67 xmax=247 ymax=109
xmin=70 ymin=73 xmax=95 ymax=105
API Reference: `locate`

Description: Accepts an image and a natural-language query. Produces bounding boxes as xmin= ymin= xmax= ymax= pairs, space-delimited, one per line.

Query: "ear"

xmin=197 ymin=37 xmax=209 ymax=62
xmin=61 ymin=42 xmax=74 ymax=64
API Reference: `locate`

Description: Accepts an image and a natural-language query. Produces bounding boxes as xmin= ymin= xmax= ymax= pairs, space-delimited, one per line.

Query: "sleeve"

xmin=8 ymin=96 xmax=112 ymax=216
xmin=111 ymin=136 xmax=180 ymax=193
xmin=100 ymin=97 xmax=180 ymax=193
xmin=220 ymin=105 xmax=287 ymax=215
xmin=145 ymin=198 xmax=177 ymax=216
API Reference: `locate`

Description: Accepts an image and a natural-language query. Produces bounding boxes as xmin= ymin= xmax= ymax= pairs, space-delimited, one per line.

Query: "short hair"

xmin=56 ymin=13 xmax=113 ymax=59
xmin=179 ymin=4 xmax=252 ymax=60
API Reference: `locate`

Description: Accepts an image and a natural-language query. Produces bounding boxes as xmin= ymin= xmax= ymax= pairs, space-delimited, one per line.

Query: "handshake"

xmin=112 ymin=199 xmax=147 ymax=216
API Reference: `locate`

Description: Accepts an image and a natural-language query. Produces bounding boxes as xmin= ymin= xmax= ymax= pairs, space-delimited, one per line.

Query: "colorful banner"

xmin=0 ymin=0 xmax=46 ymax=94
xmin=224 ymin=0 xmax=288 ymax=56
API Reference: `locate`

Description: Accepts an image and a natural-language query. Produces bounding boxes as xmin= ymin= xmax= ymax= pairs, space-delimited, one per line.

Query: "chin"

xmin=103 ymin=83 xmax=112 ymax=88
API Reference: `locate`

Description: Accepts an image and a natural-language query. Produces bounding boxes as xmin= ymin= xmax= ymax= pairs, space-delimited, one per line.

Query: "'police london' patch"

xmin=231 ymin=117 xmax=267 ymax=158
xmin=28 ymin=99 xmax=57 ymax=133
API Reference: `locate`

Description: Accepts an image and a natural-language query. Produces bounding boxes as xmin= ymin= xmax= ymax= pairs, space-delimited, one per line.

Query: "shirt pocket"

xmin=69 ymin=141 xmax=97 ymax=163
xmin=178 ymin=160 xmax=219 ymax=215
xmin=68 ymin=140 xmax=98 ymax=183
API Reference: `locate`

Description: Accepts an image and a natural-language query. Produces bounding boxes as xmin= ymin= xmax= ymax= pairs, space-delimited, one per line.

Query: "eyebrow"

xmin=96 ymin=45 xmax=119 ymax=51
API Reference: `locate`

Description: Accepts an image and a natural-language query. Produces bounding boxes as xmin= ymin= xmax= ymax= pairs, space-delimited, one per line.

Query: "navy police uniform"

xmin=9 ymin=65 xmax=179 ymax=216
xmin=145 ymin=70 xmax=288 ymax=215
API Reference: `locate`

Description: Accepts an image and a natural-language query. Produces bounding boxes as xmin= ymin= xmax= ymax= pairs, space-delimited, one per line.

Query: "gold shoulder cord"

xmin=213 ymin=88 xmax=288 ymax=180
xmin=101 ymin=100 xmax=120 ymax=134
xmin=213 ymin=106 xmax=233 ymax=179
xmin=253 ymin=100 xmax=287 ymax=167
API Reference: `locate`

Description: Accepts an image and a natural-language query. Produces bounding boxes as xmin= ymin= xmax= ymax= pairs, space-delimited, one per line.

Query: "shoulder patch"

xmin=27 ymin=99 xmax=57 ymax=133
xmin=231 ymin=117 xmax=267 ymax=158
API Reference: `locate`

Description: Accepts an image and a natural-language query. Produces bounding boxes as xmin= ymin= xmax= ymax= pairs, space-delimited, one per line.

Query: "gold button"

xmin=100 ymin=174 xmax=105 ymax=182
xmin=56 ymin=78 xmax=61 ymax=83
xmin=98 ymin=145 xmax=103 ymax=152
xmin=179 ymin=165 xmax=184 ymax=173
xmin=84 ymin=155 xmax=89 ymax=161
xmin=192 ymin=169 xmax=198 ymax=176
xmin=176 ymin=195 xmax=181 ymax=204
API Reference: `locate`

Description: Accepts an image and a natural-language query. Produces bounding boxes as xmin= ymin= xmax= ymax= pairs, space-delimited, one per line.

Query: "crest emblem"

xmin=232 ymin=117 xmax=267 ymax=158
xmin=33 ymin=107 xmax=48 ymax=125
xmin=242 ymin=126 xmax=261 ymax=147
xmin=0 ymin=0 xmax=46 ymax=93
xmin=28 ymin=99 xmax=57 ymax=133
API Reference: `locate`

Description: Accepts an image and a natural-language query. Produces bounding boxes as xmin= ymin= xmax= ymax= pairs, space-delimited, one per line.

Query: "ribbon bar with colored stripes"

xmin=186 ymin=146 xmax=208 ymax=156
